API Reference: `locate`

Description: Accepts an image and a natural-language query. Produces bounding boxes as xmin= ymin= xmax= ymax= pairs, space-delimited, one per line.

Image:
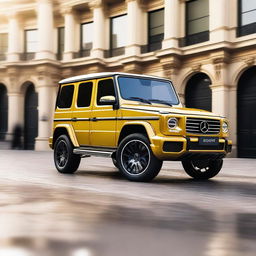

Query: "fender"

xmin=119 ymin=121 xmax=156 ymax=144
xmin=53 ymin=124 xmax=79 ymax=148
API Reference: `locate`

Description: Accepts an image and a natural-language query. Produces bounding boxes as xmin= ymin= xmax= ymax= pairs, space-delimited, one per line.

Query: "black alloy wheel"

xmin=54 ymin=135 xmax=81 ymax=174
xmin=182 ymin=159 xmax=223 ymax=180
xmin=117 ymin=133 xmax=162 ymax=182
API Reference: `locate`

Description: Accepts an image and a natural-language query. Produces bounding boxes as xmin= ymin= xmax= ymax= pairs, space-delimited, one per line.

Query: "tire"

xmin=111 ymin=152 xmax=119 ymax=168
xmin=54 ymin=134 xmax=81 ymax=174
xmin=116 ymin=133 xmax=162 ymax=182
xmin=182 ymin=158 xmax=223 ymax=180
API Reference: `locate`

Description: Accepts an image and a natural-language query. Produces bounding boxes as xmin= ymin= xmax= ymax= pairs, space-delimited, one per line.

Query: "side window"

xmin=57 ymin=84 xmax=74 ymax=109
xmin=77 ymin=82 xmax=93 ymax=108
xmin=97 ymin=79 xmax=115 ymax=105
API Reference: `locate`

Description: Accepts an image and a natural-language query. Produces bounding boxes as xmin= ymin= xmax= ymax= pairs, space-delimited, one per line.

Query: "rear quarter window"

xmin=57 ymin=84 xmax=74 ymax=109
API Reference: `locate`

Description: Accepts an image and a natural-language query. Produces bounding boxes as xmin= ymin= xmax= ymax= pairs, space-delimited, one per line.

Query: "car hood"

xmin=121 ymin=104 xmax=223 ymax=118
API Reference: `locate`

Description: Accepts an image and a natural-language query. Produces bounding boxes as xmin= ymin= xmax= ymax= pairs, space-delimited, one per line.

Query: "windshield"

xmin=117 ymin=76 xmax=179 ymax=106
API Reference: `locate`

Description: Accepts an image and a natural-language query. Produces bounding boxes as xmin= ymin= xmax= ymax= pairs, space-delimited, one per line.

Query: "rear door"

xmin=90 ymin=77 xmax=117 ymax=148
xmin=71 ymin=80 xmax=94 ymax=146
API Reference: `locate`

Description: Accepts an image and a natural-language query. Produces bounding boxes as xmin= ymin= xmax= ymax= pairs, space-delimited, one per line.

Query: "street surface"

xmin=0 ymin=149 xmax=255 ymax=256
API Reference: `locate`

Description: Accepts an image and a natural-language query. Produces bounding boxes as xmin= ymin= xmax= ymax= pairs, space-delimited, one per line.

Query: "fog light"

xmin=168 ymin=118 xmax=178 ymax=129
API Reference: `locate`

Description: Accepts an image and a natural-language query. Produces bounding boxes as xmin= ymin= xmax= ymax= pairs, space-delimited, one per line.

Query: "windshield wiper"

xmin=127 ymin=97 xmax=152 ymax=105
xmin=148 ymin=99 xmax=173 ymax=107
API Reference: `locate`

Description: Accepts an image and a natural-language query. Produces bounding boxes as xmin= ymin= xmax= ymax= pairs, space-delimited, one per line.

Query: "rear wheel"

xmin=182 ymin=159 xmax=223 ymax=180
xmin=54 ymin=135 xmax=81 ymax=174
xmin=117 ymin=133 xmax=162 ymax=182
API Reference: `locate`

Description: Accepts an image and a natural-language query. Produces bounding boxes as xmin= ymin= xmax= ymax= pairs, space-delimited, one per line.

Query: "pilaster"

xmin=36 ymin=0 xmax=55 ymax=60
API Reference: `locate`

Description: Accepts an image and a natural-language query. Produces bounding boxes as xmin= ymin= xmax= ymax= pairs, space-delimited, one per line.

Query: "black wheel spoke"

xmin=121 ymin=140 xmax=150 ymax=175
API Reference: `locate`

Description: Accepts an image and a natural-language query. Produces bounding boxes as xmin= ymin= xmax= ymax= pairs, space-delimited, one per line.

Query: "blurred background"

xmin=0 ymin=1 xmax=256 ymax=255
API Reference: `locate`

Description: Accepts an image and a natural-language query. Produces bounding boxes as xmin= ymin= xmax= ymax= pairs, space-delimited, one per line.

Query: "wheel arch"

xmin=118 ymin=122 xmax=155 ymax=145
xmin=53 ymin=124 xmax=79 ymax=148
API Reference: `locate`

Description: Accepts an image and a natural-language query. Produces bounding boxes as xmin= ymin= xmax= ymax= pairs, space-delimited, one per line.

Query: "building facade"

xmin=0 ymin=0 xmax=255 ymax=157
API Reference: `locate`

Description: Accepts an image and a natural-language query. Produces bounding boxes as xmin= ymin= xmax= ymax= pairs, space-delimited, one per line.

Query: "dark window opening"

xmin=109 ymin=15 xmax=127 ymax=57
xmin=179 ymin=0 xmax=209 ymax=47
xmin=57 ymin=85 xmax=74 ymax=108
xmin=22 ymin=29 xmax=37 ymax=61
xmin=97 ymin=79 xmax=115 ymax=105
xmin=237 ymin=0 xmax=256 ymax=37
xmin=147 ymin=8 xmax=164 ymax=53
xmin=77 ymin=82 xmax=93 ymax=108
xmin=57 ymin=27 xmax=64 ymax=60
xmin=0 ymin=33 xmax=8 ymax=61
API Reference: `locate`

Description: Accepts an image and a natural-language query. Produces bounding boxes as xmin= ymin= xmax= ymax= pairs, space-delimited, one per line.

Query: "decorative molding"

xmin=191 ymin=63 xmax=201 ymax=73
xmin=160 ymin=55 xmax=181 ymax=79
xmin=244 ymin=56 xmax=255 ymax=67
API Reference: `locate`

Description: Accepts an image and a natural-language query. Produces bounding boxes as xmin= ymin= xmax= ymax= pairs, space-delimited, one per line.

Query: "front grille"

xmin=186 ymin=118 xmax=220 ymax=135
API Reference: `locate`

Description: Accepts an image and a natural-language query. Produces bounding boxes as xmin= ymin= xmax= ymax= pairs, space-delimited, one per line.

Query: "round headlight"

xmin=222 ymin=121 xmax=229 ymax=133
xmin=168 ymin=118 xmax=178 ymax=129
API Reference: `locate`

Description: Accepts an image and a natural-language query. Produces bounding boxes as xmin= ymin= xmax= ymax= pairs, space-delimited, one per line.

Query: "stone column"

xmin=125 ymin=0 xmax=144 ymax=56
xmin=36 ymin=0 xmax=55 ymax=60
xmin=35 ymin=84 xmax=57 ymax=151
xmin=211 ymin=53 xmax=230 ymax=117
xmin=90 ymin=0 xmax=106 ymax=59
xmin=62 ymin=7 xmax=76 ymax=61
xmin=209 ymin=0 xmax=230 ymax=42
xmin=7 ymin=12 xmax=21 ymax=62
xmin=162 ymin=0 xmax=180 ymax=49
xmin=7 ymin=93 xmax=24 ymax=140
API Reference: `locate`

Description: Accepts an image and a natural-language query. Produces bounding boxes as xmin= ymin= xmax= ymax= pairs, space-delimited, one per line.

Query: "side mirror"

xmin=99 ymin=95 xmax=116 ymax=105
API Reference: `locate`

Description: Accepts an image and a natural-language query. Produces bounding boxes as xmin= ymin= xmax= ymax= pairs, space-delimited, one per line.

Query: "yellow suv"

xmin=49 ymin=72 xmax=232 ymax=182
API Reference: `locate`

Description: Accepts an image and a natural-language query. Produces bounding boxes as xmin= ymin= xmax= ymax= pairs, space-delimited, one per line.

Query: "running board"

xmin=73 ymin=147 xmax=116 ymax=158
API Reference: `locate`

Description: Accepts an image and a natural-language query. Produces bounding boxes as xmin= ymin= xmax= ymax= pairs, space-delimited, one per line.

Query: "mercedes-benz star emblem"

xmin=200 ymin=121 xmax=209 ymax=133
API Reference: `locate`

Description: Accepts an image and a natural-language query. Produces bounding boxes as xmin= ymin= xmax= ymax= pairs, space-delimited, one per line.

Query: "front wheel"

xmin=182 ymin=159 xmax=223 ymax=180
xmin=54 ymin=135 xmax=81 ymax=174
xmin=117 ymin=133 xmax=162 ymax=182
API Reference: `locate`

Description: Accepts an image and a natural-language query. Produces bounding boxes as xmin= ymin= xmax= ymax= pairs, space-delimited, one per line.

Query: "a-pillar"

xmin=7 ymin=12 xmax=21 ymax=62
xmin=209 ymin=0 xmax=230 ymax=42
xmin=35 ymin=85 xmax=57 ymax=151
xmin=7 ymin=93 xmax=24 ymax=140
xmin=36 ymin=0 xmax=55 ymax=60
xmin=125 ymin=0 xmax=144 ymax=56
xmin=90 ymin=0 xmax=106 ymax=59
xmin=162 ymin=0 xmax=180 ymax=49
xmin=62 ymin=7 xmax=76 ymax=61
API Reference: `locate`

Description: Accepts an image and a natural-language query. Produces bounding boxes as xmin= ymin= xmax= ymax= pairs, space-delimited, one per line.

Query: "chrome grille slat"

xmin=186 ymin=117 xmax=220 ymax=135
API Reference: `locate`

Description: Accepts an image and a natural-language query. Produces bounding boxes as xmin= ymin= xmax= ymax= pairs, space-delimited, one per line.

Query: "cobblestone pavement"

xmin=0 ymin=150 xmax=255 ymax=256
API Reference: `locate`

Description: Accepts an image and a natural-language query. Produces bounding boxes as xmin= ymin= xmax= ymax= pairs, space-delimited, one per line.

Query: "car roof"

xmin=59 ymin=72 xmax=170 ymax=84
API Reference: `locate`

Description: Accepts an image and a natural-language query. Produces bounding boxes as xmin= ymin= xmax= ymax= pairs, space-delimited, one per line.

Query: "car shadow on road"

xmin=76 ymin=168 xmax=256 ymax=197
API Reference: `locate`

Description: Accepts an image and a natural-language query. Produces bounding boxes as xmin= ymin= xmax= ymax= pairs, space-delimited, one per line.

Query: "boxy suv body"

xmin=49 ymin=72 xmax=232 ymax=181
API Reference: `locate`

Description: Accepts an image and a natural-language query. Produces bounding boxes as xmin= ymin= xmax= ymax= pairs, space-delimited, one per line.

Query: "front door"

xmin=72 ymin=80 xmax=94 ymax=146
xmin=90 ymin=77 xmax=117 ymax=148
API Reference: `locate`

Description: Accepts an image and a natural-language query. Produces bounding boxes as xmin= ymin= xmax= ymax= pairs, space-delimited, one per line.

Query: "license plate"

xmin=199 ymin=137 xmax=219 ymax=146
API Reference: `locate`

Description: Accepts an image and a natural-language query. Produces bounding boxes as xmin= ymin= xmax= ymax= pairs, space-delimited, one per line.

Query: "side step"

xmin=73 ymin=147 xmax=116 ymax=158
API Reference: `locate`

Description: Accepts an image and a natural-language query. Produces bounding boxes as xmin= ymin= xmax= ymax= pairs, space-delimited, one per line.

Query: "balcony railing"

xmin=237 ymin=22 xmax=256 ymax=37
xmin=56 ymin=53 xmax=63 ymax=60
xmin=73 ymin=49 xmax=91 ymax=59
xmin=104 ymin=47 xmax=125 ymax=58
xmin=20 ymin=52 xmax=35 ymax=61
xmin=0 ymin=53 xmax=6 ymax=61
xmin=179 ymin=31 xmax=209 ymax=47
xmin=141 ymin=41 xmax=163 ymax=54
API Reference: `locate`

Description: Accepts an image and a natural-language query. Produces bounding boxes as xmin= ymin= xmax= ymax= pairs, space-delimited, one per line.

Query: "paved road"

xmin=0 ymin=150 xmax=255 ymax=256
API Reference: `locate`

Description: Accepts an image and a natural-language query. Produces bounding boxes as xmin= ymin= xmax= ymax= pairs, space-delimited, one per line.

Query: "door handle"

xmin=71 ymin=117 xmax=77 ymax=122
xmin=91 ymin=117 xmax=97 ymax=122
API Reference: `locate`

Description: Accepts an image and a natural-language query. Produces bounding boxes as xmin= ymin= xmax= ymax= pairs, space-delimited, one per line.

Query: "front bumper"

xmin=150 ymin=135 xmax=232 ymax=160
